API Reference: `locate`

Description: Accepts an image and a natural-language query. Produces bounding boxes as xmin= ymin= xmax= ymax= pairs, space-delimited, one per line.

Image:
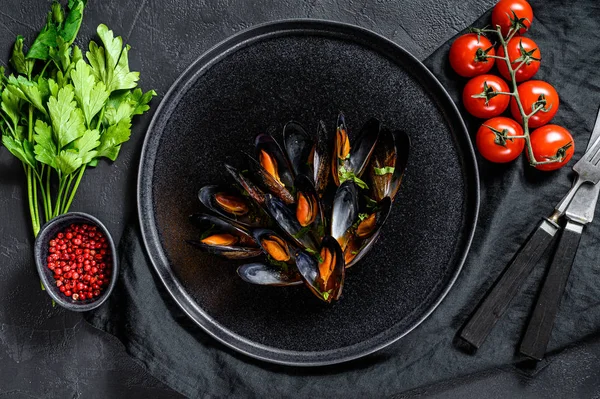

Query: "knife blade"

xmin=565 ymin=106 xmax=600 ymax=224
xmin=519 ymin=105 xmax=600 ymax=360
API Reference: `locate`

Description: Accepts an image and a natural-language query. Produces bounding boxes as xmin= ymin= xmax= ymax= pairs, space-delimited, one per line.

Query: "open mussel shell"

xmin=369 ymin=129 xmax=410 ymax=202
xmin=330 ymin=181 xmax=358 ymax=246
xmin=225 ymin=164 xmax=266 ymax=206
xmin=295 ymin=236 xmax=345 ymax=303
xmin=332 ymin=113 xmax=380 ymax=186
xmin=198 ymin=185 xmax=266 ymax=227
xmin=237 ymin=263 xmax=303 ymax=286
xmin=294 ymin=174 xmax=325 ymax=232
xmin=252 ymin=228 xmax=295 ymax=263
xmin=264 ymin=194 xmax=319 ymax=251
xmin=313 ymin=120 xmax=331 ymax=197
xmin=343 ymin=197 xmax=392 ymax=268
xmin=255 ymin=133 xmax=295 ymax=190
xmin=283 ymin=121 xmax=314 ymax=178
xmin=248 ymin=155 xmax=295 ymax=205
xmin=188 ymin=214 xmax=262 ymax=259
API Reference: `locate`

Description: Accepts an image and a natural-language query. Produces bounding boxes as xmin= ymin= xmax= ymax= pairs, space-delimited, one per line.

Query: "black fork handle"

xmin=459 ymin=218 xmax=560 ymax=349
xmin=519 ymin=220 xmax=584 ymax=361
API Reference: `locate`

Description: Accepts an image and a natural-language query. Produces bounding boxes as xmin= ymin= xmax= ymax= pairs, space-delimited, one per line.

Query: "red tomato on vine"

xmin=510 ymin=80 xmax=559 ymax=128
xmin=449 ymin=33 xmax=495 ymax=77
xmin=497 ymin=37 xmax=541 ymax=82
xmin=476 ymin=117 xmax=525 ymax=163
xmin=527 ymin=125 xmax=574 ymax=171
xmin=462 ymin=74 xmax=511 ymax=118
xmin=492 ymin=0 xmax=534 ymax=36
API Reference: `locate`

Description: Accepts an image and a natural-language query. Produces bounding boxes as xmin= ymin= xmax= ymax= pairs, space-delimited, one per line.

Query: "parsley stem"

xmin=26 ymin=105 xmax=40 ymax=236
xmin=62 ymin=166 xmax=84 ymax=214
xmin=45 ymin=167 xmax=52 ymax=220
xmin=36 ymin=165 xmax=50 ymax=221
xmin=53 ymin=176 xmax=67 ymax=218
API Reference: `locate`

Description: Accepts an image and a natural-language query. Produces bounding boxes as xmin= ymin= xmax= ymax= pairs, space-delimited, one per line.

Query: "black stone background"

xmin=2 ymin=0 xmax=600 ymax=398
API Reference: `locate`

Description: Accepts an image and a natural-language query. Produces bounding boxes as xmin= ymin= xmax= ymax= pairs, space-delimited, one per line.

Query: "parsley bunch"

xmin=0 ymin=0 xmax=156 ymax=236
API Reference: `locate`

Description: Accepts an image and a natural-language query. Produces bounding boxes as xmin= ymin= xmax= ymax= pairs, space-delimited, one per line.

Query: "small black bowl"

xmin=34 ymin=212 xmax=118 ymax=311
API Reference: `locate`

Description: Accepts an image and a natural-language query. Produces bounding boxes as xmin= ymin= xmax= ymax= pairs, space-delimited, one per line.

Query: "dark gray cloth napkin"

xmin=84 ymin=0 xmax=600 ymax=396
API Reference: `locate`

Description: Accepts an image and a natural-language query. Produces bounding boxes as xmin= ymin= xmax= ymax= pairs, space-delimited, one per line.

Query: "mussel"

xmin=332 ymin=113 xmax=380 ymax=187
xmin=312 ymin=121 xmax=331 ymax=197
xmin=248 ymin=155 xmax=295 ymax=205
xmin=342 ymin=197 xmax=392 ymax=267
xmin=198 ymin=185 xmax=266 ymax=227
xmin=188 ymin=113 xmax=410 ymax=303
xmin=295 ymin=236 xmax=345 ymax=303
xmin=188 ymin=214 xmax=262 ymax=259
xmin=264 ymin=194 xmax=319 ymax=251
xmin=253 ymin=229 xmax=293 ymax=262
xmin=294 ymin=174 xmax=325 ymax=232
xmin=255 ymin=133 xmax=295 ymax=191
xmin=225 ymin=164 xmax=266 ymax=206
xmin=368 ymin=129 xmax=410 ymax=202
xmin=237 ymin=263 xmax=302 ymax=286
xmin=330 ymin=181 xmax=359 ymax=248
xmin=283 ymin=121 xmax=314 ymax=178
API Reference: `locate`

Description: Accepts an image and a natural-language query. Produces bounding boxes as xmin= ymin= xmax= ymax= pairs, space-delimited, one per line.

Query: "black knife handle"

xmin=459 ymin=218 xmax=559 ymax=349
xmin=519 ymin=221 xmax=584 ymax=361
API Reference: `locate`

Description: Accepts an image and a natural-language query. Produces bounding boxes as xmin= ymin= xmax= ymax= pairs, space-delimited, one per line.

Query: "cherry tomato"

xmin=510 ymin=80 xmax=559 ymax=128
xmin=497 ymin=37 xmax=541 ymax=82
xmin=476 ymin=117 xmax=525 ymax=163
xmin=463 ymin=74 xmax=511 ymax=119
xmin=527 ymin=125 xmax=574 ymax=171
xmin=491 ymin=0 xmax=533 ymax=36
xmin=449 ymin=33 xmax=495 ymax=77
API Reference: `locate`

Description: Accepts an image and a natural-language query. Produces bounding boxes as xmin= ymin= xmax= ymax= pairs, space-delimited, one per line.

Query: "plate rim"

xmin=137 ymin=18 xmax=480 ymax=366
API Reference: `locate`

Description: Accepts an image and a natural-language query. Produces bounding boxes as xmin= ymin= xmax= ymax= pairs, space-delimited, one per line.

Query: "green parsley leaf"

xmin=60 ymin=0 xmax=85 ymax=45
xmin=358 ymin=213 xmax=369 ymax=221
xmin=47 ymin=85 xmax=86 ymax=148
xmin=10 ymin=36 xmax=34 ymax=76
xmin=88 ymin=24 xmax=139 ymax=93
xmin=1 ymin=88 xmax=22 ymax=130
xmin=33 ymin=120 xmax=57 ymax=168
xmin=2 ymin=135 xmax=36 ymax=168
xmin=322 ymin=291 xmax=329 ymax=300
xmin=27 ymin=25 xmax=58 ymax=61
xmin=374 ymin=166 xmax=395 ymax=175
xmin=8 ymin=75 xmax=48 ymax=115
xmin=71 ymin=60 xmax=109 ymax=127
xmin=94 ymin=119 xmax=130 ymax=161
xmin=74 ymin=129 xmax=100 ymax=163
xmin=48 ymin=78 xmax=59 ymax=97
xmin=55 ymin=149 xmax=82 ymax=175
xmin=112 ymin=45 xmax=140 ymax=91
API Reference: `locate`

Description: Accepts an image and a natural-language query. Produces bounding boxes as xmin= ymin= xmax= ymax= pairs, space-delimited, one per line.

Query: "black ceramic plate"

xmin=138 ymin=20 xmax=479 ymax=366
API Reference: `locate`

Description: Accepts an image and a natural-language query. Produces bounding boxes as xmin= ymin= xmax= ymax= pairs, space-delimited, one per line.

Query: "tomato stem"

xmin=494 ymin=25 xmax=552 ymax=166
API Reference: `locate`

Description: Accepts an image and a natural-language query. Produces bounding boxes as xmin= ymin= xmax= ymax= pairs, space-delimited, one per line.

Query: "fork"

xmin=459 ymin=134 xmax=600 ymax=350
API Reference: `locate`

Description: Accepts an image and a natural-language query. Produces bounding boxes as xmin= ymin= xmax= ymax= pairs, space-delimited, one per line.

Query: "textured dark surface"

xmin=138 ymin=21 xmax=478 ymax=364
xmin=3 ymin=0 xmax=600 ymax=398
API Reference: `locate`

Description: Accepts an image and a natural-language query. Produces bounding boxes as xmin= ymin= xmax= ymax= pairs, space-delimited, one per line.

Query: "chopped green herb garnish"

xmin=374 ymin=166 xmax=395 ymax=175
xmin=322 ymin=291 xmax=329 ymax=300
xmin=351 ymin=250 xmax=358 ymax=255
xmin=338 ymin=165 xmax=368 ymax=189
xmin=305 ymin=248 xmax=323 ymax=263
xmin=199 ymin=224 xmax=216 ymax=240
xmin=358 ymin=213 xmax=369 ymax=221
xmin=293 ymin=225 xmax=311 ymax=239
xmin=267 ymin=255 xmax=289 ymax=272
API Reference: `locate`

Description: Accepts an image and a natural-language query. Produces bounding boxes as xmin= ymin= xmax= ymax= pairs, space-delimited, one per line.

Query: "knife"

xmin=519 ymin=111 xmax=600 ymax=360
xmin=460 ymin=106 xmax=600 ymax=349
